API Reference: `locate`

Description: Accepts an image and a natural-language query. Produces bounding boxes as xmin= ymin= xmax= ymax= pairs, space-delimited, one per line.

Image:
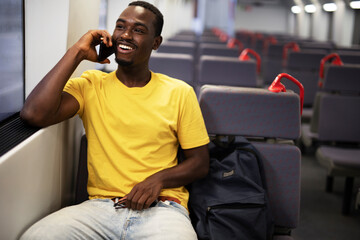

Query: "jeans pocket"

xmin=157 ymin=201 xmax=190 ymax=219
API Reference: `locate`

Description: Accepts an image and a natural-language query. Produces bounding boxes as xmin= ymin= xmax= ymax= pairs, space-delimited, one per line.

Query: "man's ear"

xmin=152 ymin=36 xmax=163 ymax=50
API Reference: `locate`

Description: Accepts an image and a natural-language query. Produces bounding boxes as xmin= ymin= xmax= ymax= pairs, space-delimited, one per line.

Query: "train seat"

xmin=301 ymin=64 xmax=360 ymax=150
xmin=298 ymin=41 xmax=335 ymax=53
xmin=198 ymin=84 xmax=301 ymax=239
xmin=283 ymin=50 xmax=327 ymax=121
xmin=315 ymin=92 xmax=360 ymax=214
xmin=175 ymin=30 xmax=197 ymax=37
xmin=299 ymin=64 xmax=360 ymax=214
xmin=198 ymin=43 xmax=240 ymax=58
xmin=262 ymin=43 xmax=285 ymax=85
xmin=337 ymin=51 xmax=360 ymax=64
xmin=167 ymin=34 xmax=197 ymax=43
xmin=149 ymin=52 xmax=195 ymax=87
xmin=156 ymin=41 xmax=197 ymax=58
xmin=197 ymin=55 xmax=258 ymax=94
xmin=199 ymin=35 xmax=224 ymax=44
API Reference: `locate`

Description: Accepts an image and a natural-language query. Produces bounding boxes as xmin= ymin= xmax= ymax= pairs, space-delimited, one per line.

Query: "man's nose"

xmin=121 ymin=29 xmax=132 ymax=39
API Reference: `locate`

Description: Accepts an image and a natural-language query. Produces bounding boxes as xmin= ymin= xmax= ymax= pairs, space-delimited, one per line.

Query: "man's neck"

xmin=115 ymin=66 xmax=151 ymax=88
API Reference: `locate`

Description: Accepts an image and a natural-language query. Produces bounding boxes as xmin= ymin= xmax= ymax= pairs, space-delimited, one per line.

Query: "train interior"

xmin=0 ymin=0 xmax=360 ymax=239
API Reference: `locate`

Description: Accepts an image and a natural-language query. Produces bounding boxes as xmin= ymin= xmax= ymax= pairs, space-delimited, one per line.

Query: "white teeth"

xmin=119 ymin=44 xmax=133 ymax=50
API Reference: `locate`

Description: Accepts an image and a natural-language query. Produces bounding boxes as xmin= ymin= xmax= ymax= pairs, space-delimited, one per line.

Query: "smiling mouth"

xmin=117 ymin=43 xmax=136 ymax=54
xmin=119 ymin=44 xmax=133 ymax=50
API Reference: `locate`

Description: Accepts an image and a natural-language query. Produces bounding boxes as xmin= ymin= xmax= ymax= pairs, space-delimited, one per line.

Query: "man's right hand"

xmin=73 ymin=30 xmax=113 ymax=64
xmin=21 ymin=29 xmax=113 ymax=127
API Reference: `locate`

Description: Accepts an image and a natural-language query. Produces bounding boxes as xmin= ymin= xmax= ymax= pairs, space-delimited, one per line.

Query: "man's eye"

xmin=116 ymin=25 xmax=125 ymax=29
xmin=134 ymin=28 xmax=144 ymax=33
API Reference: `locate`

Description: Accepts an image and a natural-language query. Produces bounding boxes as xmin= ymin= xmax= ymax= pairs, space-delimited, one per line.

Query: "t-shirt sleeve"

xmin=177 ymin=87 xmax=210 ymax=149
xmin=63 ymin=76 xmax=87 ymax=117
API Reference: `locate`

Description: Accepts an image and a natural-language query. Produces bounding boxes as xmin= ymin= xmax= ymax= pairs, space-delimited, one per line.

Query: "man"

xmin=20 ymin=1 xmax=209 ymax=239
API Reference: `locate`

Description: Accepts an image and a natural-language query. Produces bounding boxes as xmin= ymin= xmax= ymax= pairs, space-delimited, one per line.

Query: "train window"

xmin=0 ymin=0 xmax=37 ymax=157
xmin=0 ymin=0 xmax=24 ymax=123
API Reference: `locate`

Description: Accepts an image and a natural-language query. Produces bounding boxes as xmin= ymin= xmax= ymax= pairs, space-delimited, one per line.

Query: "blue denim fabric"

xmin=20 ymin=199 xmax=197 ymax=240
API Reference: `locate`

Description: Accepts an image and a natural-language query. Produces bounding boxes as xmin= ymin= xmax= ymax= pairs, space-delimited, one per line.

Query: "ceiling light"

xmin=291 ymin=6 xmax=301 ymax=14
xmin=323 ymin=3 xmax=337 ymax=12
xmin=350 ymin=1 xmax=360 ymax=9
xmin=304 ymin=4 xmax=316 ymax=13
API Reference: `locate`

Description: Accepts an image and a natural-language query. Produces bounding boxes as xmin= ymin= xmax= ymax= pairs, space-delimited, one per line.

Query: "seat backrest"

xmin=198 ymin=43 xmax=239 ymax=57
xmin=199 ymin=85 xmax=301 ymax=231
xmin=323 ymin=64 xmax=360 ymax=93
xmin=75 ymin=134 xmax=88 ymax=204
xmin=149 ymin=52 xmax=195 ymax=86
xmin=198 ymin=55 xmax=258 ymax=88
xmin=284 ymin=51 xmax=327 ymax=107
xmin=262 ymin=43 xmax=285 ymax=85
xmin=310 ymin=64 xmax=360 ymax=133
xmin=286 ymin=51 xmax=327 ymax=71
xmin=337 ymin=51 xmax=360 ymax=64
xmin=167 ymin=35 xmax=197 ymax=43
xmin=157 ymin=41 xmax=196 ymax=58
xmin=266 ymin=43 xmax=285 ymax=59
xmin=199 ymin=35 xmax=223 ymax=44
xmin=317 ymin=94 xmax=360 ymax=143
xmin=299 ymin=42 xmax=334 ymax=53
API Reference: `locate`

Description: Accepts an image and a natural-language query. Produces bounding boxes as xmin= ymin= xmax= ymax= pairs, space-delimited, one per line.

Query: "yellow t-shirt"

xmin=64 ymin=70 xmax=209 ymax=209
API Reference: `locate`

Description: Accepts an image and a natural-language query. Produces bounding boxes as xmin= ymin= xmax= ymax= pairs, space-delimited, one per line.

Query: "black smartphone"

xmin=97 ymin=41 xmax=115 ymax=62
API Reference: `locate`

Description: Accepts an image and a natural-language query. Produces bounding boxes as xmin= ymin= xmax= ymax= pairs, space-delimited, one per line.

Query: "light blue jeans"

xmin=20 ymin=199 xmax=197 ymax=240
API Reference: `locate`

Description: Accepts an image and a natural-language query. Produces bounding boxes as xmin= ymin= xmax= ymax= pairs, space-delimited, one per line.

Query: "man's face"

xmin=112 ymin=6 xmax=162 ymax=67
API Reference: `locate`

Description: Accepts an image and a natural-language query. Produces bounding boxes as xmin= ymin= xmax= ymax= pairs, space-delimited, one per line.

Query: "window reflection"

xmin=0 ymin=0 xmax=24 ymax=122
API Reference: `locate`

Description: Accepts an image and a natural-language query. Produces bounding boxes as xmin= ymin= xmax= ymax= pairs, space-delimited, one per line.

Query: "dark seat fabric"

xmin=317 ymin=94 xmax=360 ymax=143
xmin=284 ymin=51 xmax=327 ymax=108
xmin=301 ymin=64 xmax=360 ymax=149
xmin=198 ymin=56 xmax=258 ymax=90
xmin=75 ymin=134 xmax=88 ymax=204
xmin=199 ymin=85 xmax=300 ymax=139
xmin=317 ymin=146 xmax=360 ymax=173
xmin=156 ymin=41 xmax=197 ymax=57
xmin=314 ymin=92 xmax=360 ymax=214
xmin=337 ymin=51 xmax=360 ymax=64
xmin=322 ymin=64 xmax=360 ymax=93
xmin=198 ymin=43 xmax=239 ymax=58
xmin=262 ymin=43 xmax=284 ymax=85
xmin=149 ymin=53 xmax=195 ymax=86
xmin=252 ymin=142 xmax=301 ymax=229
xmin=167 ymin=35 xmax=197 ymax=42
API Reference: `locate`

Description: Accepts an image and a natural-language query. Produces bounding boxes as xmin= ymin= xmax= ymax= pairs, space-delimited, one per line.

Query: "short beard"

xmin=115 ymin=57 xmax=133 ymax=67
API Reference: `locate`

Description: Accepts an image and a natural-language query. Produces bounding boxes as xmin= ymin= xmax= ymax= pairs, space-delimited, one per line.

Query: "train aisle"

xmin=292 ymin=153 xmax=360 ymax=240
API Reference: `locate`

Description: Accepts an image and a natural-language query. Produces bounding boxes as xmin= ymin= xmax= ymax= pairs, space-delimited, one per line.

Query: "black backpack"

xmin=188 ymin=136 xmax=274 ymax=240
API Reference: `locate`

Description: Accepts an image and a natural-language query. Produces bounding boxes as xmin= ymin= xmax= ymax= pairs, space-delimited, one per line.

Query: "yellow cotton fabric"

xmin=63 ymin=70 xmax=209 ymax=209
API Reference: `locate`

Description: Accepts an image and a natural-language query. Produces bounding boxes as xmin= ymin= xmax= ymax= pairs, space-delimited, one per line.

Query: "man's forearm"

xmin=20 ymin=46 xmax=84 ymax=126
xmin=156 ymin=154 xmax=209 ymax=189
xmin=126 ymin=145 xmax=209 ymax=210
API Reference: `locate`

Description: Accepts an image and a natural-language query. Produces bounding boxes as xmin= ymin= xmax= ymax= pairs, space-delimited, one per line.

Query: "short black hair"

xmin=128 ymin=1 xmax=163 ymax=36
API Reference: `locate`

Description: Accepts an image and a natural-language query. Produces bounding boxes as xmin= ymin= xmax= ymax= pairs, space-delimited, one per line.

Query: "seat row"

xmin=300 ymin=62 xmax=360 ymax=215
xmin=153 ymin=29 xmax=360 ymax=215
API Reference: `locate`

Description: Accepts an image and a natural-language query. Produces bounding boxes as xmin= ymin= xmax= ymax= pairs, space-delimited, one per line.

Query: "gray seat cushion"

xmin=316 ymin=146 xmax=360 ymax=177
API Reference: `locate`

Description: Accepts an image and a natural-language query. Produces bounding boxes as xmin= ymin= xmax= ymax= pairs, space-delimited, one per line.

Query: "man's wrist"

xmin=69 ymin=44 xmax=88 ymax=63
